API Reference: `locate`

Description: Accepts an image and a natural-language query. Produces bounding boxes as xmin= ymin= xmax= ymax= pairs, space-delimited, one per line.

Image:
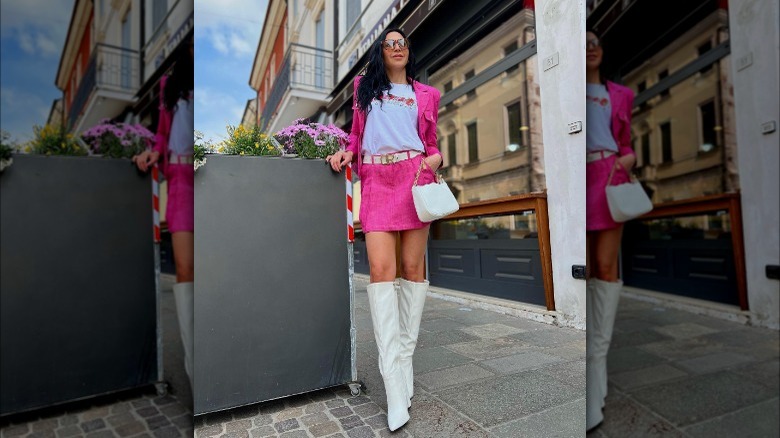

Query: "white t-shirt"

xmin=168 ymin=90 xmax=194 ymax=155
xmin=361 ymin=83 xmax=426 ymax=156
xmin=586 ymin=83 xmax=619 ymax=153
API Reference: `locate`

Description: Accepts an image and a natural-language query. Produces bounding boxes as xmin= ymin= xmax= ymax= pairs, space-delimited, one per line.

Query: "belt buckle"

xmin=380 ymin=153 xmax=397 ymax=165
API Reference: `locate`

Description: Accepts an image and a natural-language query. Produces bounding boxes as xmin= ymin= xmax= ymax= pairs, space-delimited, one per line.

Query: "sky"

xmin=0 ymin=0 xmax=75 ymax=144
xmin=194 ymin=0 xmax=266 ymax=144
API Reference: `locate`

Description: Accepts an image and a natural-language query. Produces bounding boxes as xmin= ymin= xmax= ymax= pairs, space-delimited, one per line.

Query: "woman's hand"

xmin=423 ymin=154 xmax=443 ymax=172
xmin=132 ymin=150 xmax=160 ymax=172
xmin=325 ymin=150 xmax=354 ymax=172
xmin=615 ymin=154 xmax=636 ymax=172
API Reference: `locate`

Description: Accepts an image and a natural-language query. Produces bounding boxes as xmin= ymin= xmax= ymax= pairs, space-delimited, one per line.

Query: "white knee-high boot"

xmin=586 ymin=278 xmax=622 ymax=430
xmin=398 ymin=278 xmax=428 ymax=403
xmin=172 ymin=282 xmax=194 ymax=389
xmin=367 ymin=282 xmax=409 ymax=431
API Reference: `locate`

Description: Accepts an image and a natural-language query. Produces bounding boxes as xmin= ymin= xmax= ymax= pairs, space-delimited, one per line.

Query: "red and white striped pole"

xmin=152 ymin=163 xmax=161 ymax=243
xmin=346 ymin=164 xmax=354 ymax=242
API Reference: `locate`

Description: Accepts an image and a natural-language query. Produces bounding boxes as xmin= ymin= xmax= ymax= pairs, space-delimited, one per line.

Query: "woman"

xmin=133 ymin=38 xmax=195 ymax=389
xmin=585 ymin=30 xmax=636 ymax=431
xmin=326 ymin=28 xmax=442 ymax=431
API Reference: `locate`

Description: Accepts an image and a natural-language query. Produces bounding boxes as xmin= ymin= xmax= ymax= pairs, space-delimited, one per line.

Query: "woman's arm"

xmin=345 ymin=77 xmax=363 ymax=164
xmin=423 ymin=86 xmax=443 ymax=170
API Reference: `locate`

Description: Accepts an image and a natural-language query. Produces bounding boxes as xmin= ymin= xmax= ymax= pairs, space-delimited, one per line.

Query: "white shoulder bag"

xmin=605 ymin=161 xmax=653 ymax=222
xmin=411 ymin=159 xmax=460 ymax=222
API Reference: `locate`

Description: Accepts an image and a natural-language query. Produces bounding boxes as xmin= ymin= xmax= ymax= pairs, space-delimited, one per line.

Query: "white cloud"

xmin=0 ymin=86 xmax=53 ymax=142
xmin=194 ymin=87 xmax=250 ymax=142
xmin=195 ymin=0 xmax=265 ymax=59
xmin=0 ymin=0 xmax=72 ymax=58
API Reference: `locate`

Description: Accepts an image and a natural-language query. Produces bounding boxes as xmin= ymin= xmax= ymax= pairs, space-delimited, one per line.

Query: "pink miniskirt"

xmin=359 ymin=153 xmax=437 ymax=233
xmin=165 ymin=163 xmax=194 ymax=233
xmin=586 ymin=153 xmax=631 ymax=231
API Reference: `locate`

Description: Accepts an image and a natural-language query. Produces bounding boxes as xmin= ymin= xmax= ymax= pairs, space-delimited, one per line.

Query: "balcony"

xmin=260 ymin=44 xmax=333 ymax=132
xmin=69 ymin=44 xmax=140 ymax=132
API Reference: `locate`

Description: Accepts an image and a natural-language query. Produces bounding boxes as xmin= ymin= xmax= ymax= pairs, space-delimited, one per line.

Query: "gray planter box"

xmin=0 ymin=154 xmax=160 ymax=416
xmin=194 ymin=155 xmax=355 ymax=415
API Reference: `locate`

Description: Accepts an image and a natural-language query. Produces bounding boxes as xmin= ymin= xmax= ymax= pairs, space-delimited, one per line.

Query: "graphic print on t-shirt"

xmin=373 ymin=92 xmax=417 ymax=110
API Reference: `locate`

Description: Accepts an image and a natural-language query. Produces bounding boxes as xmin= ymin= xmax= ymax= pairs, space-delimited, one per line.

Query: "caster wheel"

xmin=347 ymin=382 xmax=362 ymax=397
xmin=155 ymin=382 xmax=169 ymax=397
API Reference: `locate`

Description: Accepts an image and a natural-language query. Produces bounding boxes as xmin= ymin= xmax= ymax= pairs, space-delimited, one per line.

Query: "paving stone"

xmin=682 ymin=398 xmax=780 ymax=438
xmin=508 ymin=327 xmax=583 ymax=348
xmin=416 ymin=329 xmax=480 ymax=350
xmin=256 ymin=400 xmax=285 ymax=416
xmin=352 ymin=403 xmax=381 ymax=418
xmin=27 ymin=431 xmax=56 ymax=438
xmin=152 ymin=397 xmax=177 ymax=407
xmin=598 ymin=392 xmax=686 ymax=438
xmin=2 ymin=423 xmax=30 ymax=437
xmin=444 ymin=337 xmax=528 ymax=361
xmin=606 ymin=346 xmax=666 ymax=374
xmin=629 ymin=370 xmax=778 ymax=426
xmin=202 ymin=410 xmax=233 ymax=426
xmin=416 ymin=363 xmax=494 ymax=391
xmin=274 ymin=407 xmax=304 ymax=422
xmin=223 ymin=431 xmax=249 ymax=438
xmin=609 ymin=364 xmax=688 ymax=391
xmin=329 ymin=406 xmax=353 ymax=418
xmin=676 ymin=352 xmax=756 ymax=374
xmin=108 ymin=412 xmax=138 ymax=427
xmin=169 ymin=414 xmax=192 ymax=430
xmin=111 ymin=403 xmax=133 ymax=414
xmin=248 ymin=426 xmax=276 ymax=437
xmin=82 ymin=407 xmax=112 ymax=422
xmin=300 ymin=412 xmax=329 ymax=428
xmin=59 ymin=415 xmax=80 ymax=427
xmin=337 ymin=415 xmax=363 ymax=431
xmin=309 ymin=421 xmax=341 ymax=437
xmin=363 ymin=414 xmax=387 ymax=431
xmin=460 ymin=323 xmax=526 ymax=339
xmin=480 ymin=351 xmax=563 ymax=375
xmin=279 ymin=431 xmax=309 ymax=438
xmin=345 ymin=396 xmax=371 ymax=407
xmin=151 ymin=426 xmax=182 ymax=438
xmin=158 ymin=403 xmax=188 ymax=418
xmin=420 ymin=318 xmax=468 ymax=333
xmin=55 ymin=425 xmax=83 ymax=438
xmin=231 ymin=405 xmax=260 ymax=420
xmin=253 ymin=415 xmax=273 ymax=427
xmin=538 ymin=359 xmax=587 ymax=392
xmin=653 ymin=323 xmax=721 ymax=340
xmin=195 ymin=424 xmax=225 ymax=438
xmin=412 ymin=346 xmax=473 ymax=373
xmin=732 ymin=359 xmax=780 ymax=391
xmin=195 ymin=424 xmax=222 ymax=437
xmin=345 ymin=426 xmax=374 ymax=438
xmin=274 ymin=419 xmax=300 ymax=434
xmin=131 ymin=400 xmax=152 ymax=409
xmin=611 ymin=327 xmax=673 ymax=349
xmin=81 ymin=419 xmax=107 ymax=433
xmin=304 ymin=402 xmax=328 ymax=414
xmin=135 ymin=407 xmax=160 ymax=418
xmin=490 ymin=397 xmax=585 ymax=438
xmin=32 ymin=419 xmax=59 ymax=432
xmin=324 ymin=399 xmax=345 ymax=409
xmin=435 ymin=369 xmax=579 ymax=428
xmin=144 ymin=416 xmax=171 ymax=431
xmin=404 ymin=393 xmax=488 ymax=437
xmin=114 ymin=421 xmax=147 ymax=437
xmin=84 ymin=430 xmax=116 ymax=438
xmin=225 ymin=419 xmax=252 ymax=433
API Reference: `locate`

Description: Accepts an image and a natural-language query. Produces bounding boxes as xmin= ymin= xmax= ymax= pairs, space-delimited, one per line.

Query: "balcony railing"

xmin=69 ymin=44 xmax=140 ymax=129
xmin=260 ymin=43 xmax=333 ymax=131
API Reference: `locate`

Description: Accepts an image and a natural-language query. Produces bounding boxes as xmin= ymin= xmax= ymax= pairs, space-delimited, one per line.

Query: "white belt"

xmin=169 ymin=154 xmax=194 ymax=164
xmin=586 ymin=150 xmax=615 ymax=163
xmin=363 ymin=150 xmax=422 ymax=165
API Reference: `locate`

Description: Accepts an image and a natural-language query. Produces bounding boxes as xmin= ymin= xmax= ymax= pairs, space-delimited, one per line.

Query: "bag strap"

xmin=413 ymin=157 xmax=428 ymax=187
xmin=606 ymin=158 xmax=634 ymax=187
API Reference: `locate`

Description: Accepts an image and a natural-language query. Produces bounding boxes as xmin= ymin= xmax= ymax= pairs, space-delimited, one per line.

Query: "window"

xmin=641 ymin=132 xmax=650 ymax=166
xmin=347 ymin=0 xmax=360 ymax=30
xmin=506 ymin=101 xmax=521 ymax=151
xmin=698 ymin=40 xmax=713 ymax=74
xmin=464 ymin=69 xmax=475 ymax=99
xmin=660 ymin=121 xmax=672 ymax=163
xmin=447 ymin=132 xmax=456 ymax=166
xmin=152 ymin=0 xmax=167 ymax=31
xmin=467 ymin=122 xmax=478 ymax=163
xmin=503 ymin=40 xmax=519 ymax=75
xmin=637 ymin=80 xmax=647 ymax=109
xmin=444 ymin=81 xmax=453 ymax=93
xmin=699 ymin=100 xmax=717 ymax=153
xmin=658 ymin=69 xmax=669 ymax=97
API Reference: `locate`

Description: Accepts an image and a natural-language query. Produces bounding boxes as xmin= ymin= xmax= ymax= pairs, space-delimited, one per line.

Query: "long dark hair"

xmin=356 ymin=27 xmax=416 ymax=115
xmin=163 ymin=35 xmax=194 ymax=111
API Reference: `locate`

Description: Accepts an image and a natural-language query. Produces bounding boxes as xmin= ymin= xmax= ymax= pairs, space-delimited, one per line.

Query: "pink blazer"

xmin=346 ymin=76 xmax=442 ymax=176
xmin=152 ymin=75 xmax=173 ymax=176
xmin=606 ymin=80 xmax=636 ymax=157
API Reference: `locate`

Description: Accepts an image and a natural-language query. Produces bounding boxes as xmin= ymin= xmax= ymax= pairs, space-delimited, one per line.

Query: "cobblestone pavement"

xmin=588 ymin=294 xmax=780 ymax=437
xmin=1 ymin=274 xmax=193 ymax=438
xmin=195 ymin=276 xmax=587 ymax=437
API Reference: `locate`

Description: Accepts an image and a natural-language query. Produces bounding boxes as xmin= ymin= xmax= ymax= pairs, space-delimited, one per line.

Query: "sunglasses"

xmin=383 ymin=38 xmax=409 ymax=50
xmin=586 ymin=38 xmax=600 ymax=50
